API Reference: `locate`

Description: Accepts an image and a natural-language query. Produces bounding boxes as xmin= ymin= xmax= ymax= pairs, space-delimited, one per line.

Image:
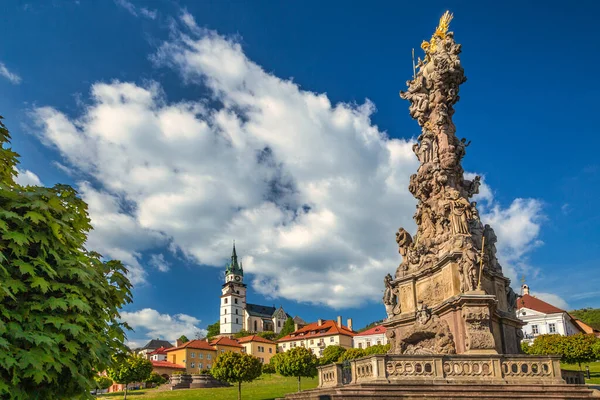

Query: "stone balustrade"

xmin=317 ymin=354 xmax=564 ymax=387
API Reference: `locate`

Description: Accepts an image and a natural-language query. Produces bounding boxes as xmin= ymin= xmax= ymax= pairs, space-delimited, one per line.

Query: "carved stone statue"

xmin=395 ymin=228 xmax=413 ymax=258
xmin=465 ymin=175 xmax=481 ymax=197
xmin=506 ymin=285 xmax=520 ymax=314
xmin=383 ymin=273 xmax=397 ymax=318
xmin=445 ymin=191 xmax=472 ymax=235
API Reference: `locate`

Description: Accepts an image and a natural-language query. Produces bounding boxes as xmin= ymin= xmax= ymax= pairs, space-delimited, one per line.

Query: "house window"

xmin=225 ymin=298 xmax=228 ymax=304
xmin=191 ymin=352 xmax=195 ymax=358
xmin=235 ymin=309 xmax=238 ymax=314
xmin=207 ymin=354 xmax=212 ymax=360
xmin=225 ymin=318 xmax=227 ymax=324
xmin=221 ymin=350 xmax=225 ymax=353
xmin=283 ymin=344 xmax=286 ymax=348
xmin=191 ymin=362 xmax=195 ymax=368
xmin=269 ymin=348 xmax=272 ymax=353
xmin=235 ymin=298 xmax=238 ymax=304
xmin=330 ymin=337 xmax=334 ymax=343
xmin=310 ymin=339 xmax=314 ymax=344
xmin=254 ymin=321 xmax=258 ymax=331
xmin=199 ymin=354 xmax=203 ymax=359
xmin=377 ymin=340 xmax=381 ymax=345
xmin=207 ymin=364 xmax=211 ymax=369
xmin=278 ymin=321 xmax=281 ymax=328
xmin=236 ymin=318 xmax=239 ymax=324
xmin=199 ymin=363 xmax=203 ymax=369
xmin=532 ymin=325 xmax=539 ymax=335
xmin=366 ymin=341 xmax=371 ymax=348
xmin=549 ymin=323 xmax=556 ymax=333
xmin=358 ymin=343 xmax=363 ymax=349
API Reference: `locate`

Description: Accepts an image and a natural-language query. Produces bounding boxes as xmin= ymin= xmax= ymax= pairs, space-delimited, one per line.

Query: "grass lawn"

xmin=98 ymin=374 xmax=318 ymax=400
xmin=561 ymin=361 xmax=600 ymax=385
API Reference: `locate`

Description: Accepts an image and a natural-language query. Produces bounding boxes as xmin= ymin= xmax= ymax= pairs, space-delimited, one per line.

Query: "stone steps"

xmin=284 ymin=383 xmax=599 ymax=400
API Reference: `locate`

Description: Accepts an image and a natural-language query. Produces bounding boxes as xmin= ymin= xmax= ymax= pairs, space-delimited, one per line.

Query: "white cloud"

xmin=0 ymin=62 xmax=21 ymax=84
xmin=149 ymin=253 xmax=170 ymax=272
xmin=114 ymin=0 xmax=156 ymax=19
xmin=120 ymin=308 xmax=207 ymax=347
xmin=14 ymin=167 xmax=41 ymax=186
xmin=32 ymin=13 xmax=546 ymax=309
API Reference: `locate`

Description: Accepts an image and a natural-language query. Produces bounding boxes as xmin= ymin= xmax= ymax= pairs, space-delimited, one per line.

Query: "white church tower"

xmin=220 ymin=242 xmax=246 ymax=335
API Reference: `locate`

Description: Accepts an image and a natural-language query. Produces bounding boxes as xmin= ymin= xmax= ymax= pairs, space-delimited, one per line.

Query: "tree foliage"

xmin=338 ymin=348 xmax=366 ymax=362
xmin=107 ymin=355 xmax=153 ymax=399
xmin=145 ymin=372 xmax=167 ymax=386
xmin=276 ymin=347 xmax=318 ymax=392
xmin=528 ymin=333 xmax=599 ymax=369
xmin=363 ymin=344 xmax=390 ymax=356
xmin=570 ymin=308 xmax=600 ymax=331
xmin=0 ymin=116 xmax=133 ymax=399
xmin=211 ymin=351 xmax=262 ymax=400
xmin=207 ymin=321 xmax=220 ymax=340
xmin=320 ymin=345 xmax=346 ymax=365
xmin=178 ymin=335 xmax=189 ymax=344
xmin=261 ymin=362 xmax=276 ymax=374
xmin=94 ymin=376 xmax=113 ymax=390
xmin=277 ymin=318 xmax=296 ymax=339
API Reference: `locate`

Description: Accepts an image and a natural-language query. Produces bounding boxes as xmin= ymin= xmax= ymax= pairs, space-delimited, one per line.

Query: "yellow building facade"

xmin=238 ymin=335 xmax=277 ymax=364
xmin=165 ymin=340 xmax=217 ymax=374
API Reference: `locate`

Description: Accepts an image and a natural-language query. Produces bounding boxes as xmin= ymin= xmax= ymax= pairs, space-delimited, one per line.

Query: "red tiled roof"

xmin=572 ymin=319 xmax=600 ymax=335
xmin=355 ymin=325 xmax=386 ymax=337
xmin=237 ymin=335 xmax=276 ymax=344
xmin=148 ymin=346 xmax=168 ymax=355
xmin=517 ymin=294 xmax=564 ymax=314
xmin=209 ymin=337 xmax=243 ymax=348
xmin=151 ymin=360 xmax=185 ymax=369
xmin=165 ymin=339 xmax=216 ymax=352
xmin=278 ymin=320 xmax=356 ymax=342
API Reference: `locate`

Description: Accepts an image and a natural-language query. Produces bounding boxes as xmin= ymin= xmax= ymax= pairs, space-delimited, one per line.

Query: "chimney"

xmin=317 ymin=319 xmax=323 ymax=327
xmin=294 ymin=323 xmax=299 ymax=331
xmin=176 ymin=339 xmax=183 ymax=347
xmin=337 ymin=316 xmax=342 ymax=328
xmin=522 ymin=284 xmax=530 ymax=295
xmin=347 ymin=318 xmax=353 ymax=331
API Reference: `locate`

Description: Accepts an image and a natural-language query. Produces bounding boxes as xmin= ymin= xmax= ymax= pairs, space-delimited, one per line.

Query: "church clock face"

xmin=235 ymin=276 xmax=241 ymax=282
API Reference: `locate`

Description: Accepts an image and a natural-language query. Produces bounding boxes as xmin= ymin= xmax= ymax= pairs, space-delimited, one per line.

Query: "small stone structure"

xmin=168 ymin=374 xmax=230 ymax=390
xmin=286 ymin=10 xmax=598 ymax=400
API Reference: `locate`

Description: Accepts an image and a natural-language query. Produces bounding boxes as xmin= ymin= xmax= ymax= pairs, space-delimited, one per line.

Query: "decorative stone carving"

xmin=462 ymin=307 xmax=496 ymax=351
xmin=506 ymin=285 xmax=520 ymax=315
xmin=383 ymin=273 xmax=397 ymax=318
xmin=389 ymin=303 xmax=456 ymax=355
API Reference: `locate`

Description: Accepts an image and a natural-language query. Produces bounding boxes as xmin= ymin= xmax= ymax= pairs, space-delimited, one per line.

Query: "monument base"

xmin=284 ymin=354 xmax=599 ymax=399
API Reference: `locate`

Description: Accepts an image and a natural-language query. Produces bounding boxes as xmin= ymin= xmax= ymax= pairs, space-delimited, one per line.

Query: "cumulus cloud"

xmin=14 ymin=167 xmax=41 ymax=186
xmin=120 ymin=308 xmax=207 ymax=348
xmin=0 ymin=62 xmax=21 ymax=84
xmin=31 ymin=12 xmax=545 ymax=308
xmin=114 ymin=0 xmax=156 ymax=19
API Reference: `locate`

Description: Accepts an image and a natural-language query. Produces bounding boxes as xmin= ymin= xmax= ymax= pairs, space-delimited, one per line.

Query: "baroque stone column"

xmin=383 ymin=11 xmax=524 ymax=355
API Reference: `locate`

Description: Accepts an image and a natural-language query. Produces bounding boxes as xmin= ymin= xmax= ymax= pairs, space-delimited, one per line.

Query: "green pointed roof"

xmin=225 ymin=242 xmax=243 ymax=276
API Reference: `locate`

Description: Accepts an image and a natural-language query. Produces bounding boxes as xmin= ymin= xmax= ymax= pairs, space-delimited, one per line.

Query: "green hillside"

xmin=570 ymin=308 xmax=600 ymax=330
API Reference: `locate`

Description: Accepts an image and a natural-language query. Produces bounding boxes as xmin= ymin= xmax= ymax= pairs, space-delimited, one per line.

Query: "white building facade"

xmin=517 ymin=285 xmax=582 ymax=344
xmin=353 ymin=325 xmax=387 ymax=349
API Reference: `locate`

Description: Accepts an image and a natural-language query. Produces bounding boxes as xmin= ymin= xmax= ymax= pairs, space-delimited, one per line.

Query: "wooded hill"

xmin=570 ymin=308 xmax=600 ymax=330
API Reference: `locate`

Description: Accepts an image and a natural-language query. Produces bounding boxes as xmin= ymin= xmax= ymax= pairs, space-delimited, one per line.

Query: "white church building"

xmin=220 ymin=244 xmax=292 ymax=336
xmin=517 ymin=284 xmax=582 ymax=344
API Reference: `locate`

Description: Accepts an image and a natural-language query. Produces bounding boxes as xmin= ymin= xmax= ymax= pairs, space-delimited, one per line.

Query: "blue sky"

xmin=2 ymin=0 xmax=599 ymax=347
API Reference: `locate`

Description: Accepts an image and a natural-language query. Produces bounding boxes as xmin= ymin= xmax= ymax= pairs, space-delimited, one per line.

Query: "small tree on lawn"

xmin=211 ymin=352 xmax=262 ymax=400
xmin=320 ymin=345 xmax=346 ymax=365
xmin=107 ymin=354 xmax=153 ymax=399
xmin=562 ymin=333 xmax=598 ymax=370
xmin=94 ymin=376 xmax=113 ymax=391
xmin=276 ymin=347 xmax=318 ymax=392
xmin=178 ymin=335 xmax=189 ymax=344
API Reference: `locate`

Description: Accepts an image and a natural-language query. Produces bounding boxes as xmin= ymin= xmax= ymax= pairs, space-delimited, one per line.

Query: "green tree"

xmin=320 ymin=345 xmax=346 ymax=365
xmin=528 ymin=333 xmax=599 ymax=370
xmin=207 ymin=321 xmax=220 ymax=340
xmin=338 ymin=348 xmax=366 ymax=362
xmin=276 ymin=347 xmax=318 ymax=392
xmin=261 ymin=362 xmax=276 ymax=374
xmin=0 ymin=116 xmax=133 ymax=399
xmin=363 ymin=344 xmax=390 ymax=356
xmin=145 ymin=372 xmax=167 ymax=387
xmin=94 ymin=375 xmax=113 ymax=391
xmin=107 ymin=354 xmax=153 ymax=399
xmin=277 ymin=318 xmax=296 ymax=339
xmin=257 ymin=331 xmax=277 ymax=341
xmin=211 ymin=351 xmax=262 ymax=400
xmin=520 ymin=341 xmax=531 ymax=354
xmin=178 ymin=335 xmax=189 ymax=343
xmin=269 ymin=352 xmax=286 ymax=372
xmin=233 ymin=329 xmax=252 ymax=339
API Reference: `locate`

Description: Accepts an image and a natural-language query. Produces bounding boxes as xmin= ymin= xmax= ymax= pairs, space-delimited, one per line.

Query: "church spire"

xmin=226 ymin=241 xmax=243 ymax=277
